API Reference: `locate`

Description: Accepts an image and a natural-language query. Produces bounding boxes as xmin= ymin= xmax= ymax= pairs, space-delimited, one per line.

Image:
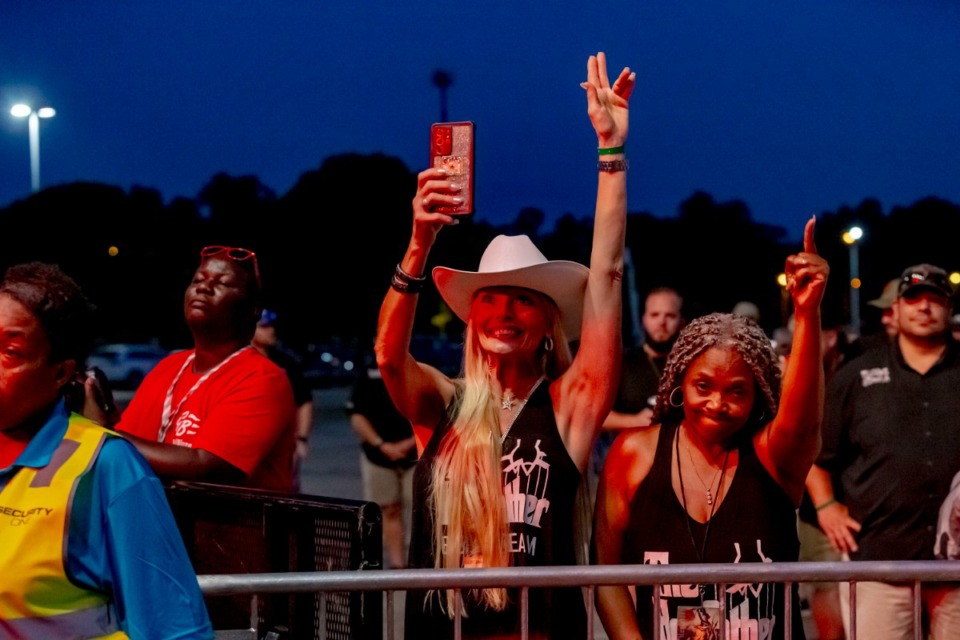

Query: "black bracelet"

xmin=391 ymin=263 xmax=426 ymax=294
xmin=396 ymin=263 xmax=426 ymax=282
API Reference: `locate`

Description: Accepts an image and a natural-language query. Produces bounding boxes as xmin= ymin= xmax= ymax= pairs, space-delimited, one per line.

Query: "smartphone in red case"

xmin=430 ymin=121 xmax=474 ymax=215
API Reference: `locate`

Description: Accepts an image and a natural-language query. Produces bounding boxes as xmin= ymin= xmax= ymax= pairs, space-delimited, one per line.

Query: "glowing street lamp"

xmin=842 ymin=226 xmax=864 ymax=336
xmin=10 ymin=103 xmax=56 ymax=193
xmin=777 ymin=272 xmax=790 ymax=327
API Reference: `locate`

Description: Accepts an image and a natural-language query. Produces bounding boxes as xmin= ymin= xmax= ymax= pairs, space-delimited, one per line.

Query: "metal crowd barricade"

xmin=166 ymin=482 xmax=383 ymax=640
xmin=199 ymin=560 xmax=960 ymax=640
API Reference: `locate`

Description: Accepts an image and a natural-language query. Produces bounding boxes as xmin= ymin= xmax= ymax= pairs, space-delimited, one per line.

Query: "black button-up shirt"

xmin=817 ymin=339 xmax=960 ymax=561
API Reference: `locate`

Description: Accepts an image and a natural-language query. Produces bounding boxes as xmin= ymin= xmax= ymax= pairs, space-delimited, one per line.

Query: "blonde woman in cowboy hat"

xmin=376 ymin=51 xmax=634 ymax=638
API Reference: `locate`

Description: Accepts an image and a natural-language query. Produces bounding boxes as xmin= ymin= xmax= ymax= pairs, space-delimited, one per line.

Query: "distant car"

xmin=87 ymin=343 xmax=169 ymax=390
xmin=302 ymin=342 xmax=358 ymax=388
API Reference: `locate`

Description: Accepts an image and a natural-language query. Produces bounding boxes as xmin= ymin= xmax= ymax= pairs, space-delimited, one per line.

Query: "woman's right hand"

xmin=411 ymin=167 xmax=466 ymax=247
xmin=581 ymin=51 xmax=635 ymax=149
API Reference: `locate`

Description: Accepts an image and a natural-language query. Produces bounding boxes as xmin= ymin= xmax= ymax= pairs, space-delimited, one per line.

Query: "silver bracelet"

xmin=395 ymin=263 xmax=426 ymax=283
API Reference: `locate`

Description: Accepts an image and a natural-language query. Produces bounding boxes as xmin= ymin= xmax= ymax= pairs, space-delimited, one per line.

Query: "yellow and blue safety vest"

xmin=0 ymin=414 xmax=128 ymax=639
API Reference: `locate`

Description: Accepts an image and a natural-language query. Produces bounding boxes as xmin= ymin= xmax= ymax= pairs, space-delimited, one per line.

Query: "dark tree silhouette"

xmin=1 ymin=164 xmax=958 ymax=353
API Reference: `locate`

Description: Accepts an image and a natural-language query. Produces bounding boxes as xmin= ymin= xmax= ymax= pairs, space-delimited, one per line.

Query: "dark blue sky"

xmin=2 ymin=1 xmax=958 ymax=240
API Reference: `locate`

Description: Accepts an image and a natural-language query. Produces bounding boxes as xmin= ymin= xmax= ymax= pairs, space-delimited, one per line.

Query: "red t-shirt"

xmin=117 ymin=347 xmax=296 ymax=492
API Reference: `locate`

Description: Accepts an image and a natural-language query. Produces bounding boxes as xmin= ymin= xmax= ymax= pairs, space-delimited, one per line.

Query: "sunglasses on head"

xmin=200 ymin=245 xmax=261 ymax=288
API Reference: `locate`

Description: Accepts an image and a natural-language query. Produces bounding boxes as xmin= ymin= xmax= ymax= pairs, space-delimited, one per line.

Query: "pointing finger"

xmin=803 ymin=215 xmax=818 ymax=255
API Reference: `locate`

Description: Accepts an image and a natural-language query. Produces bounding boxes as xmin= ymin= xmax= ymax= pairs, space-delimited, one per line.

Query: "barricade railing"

xmin=199 ymin=559 xmax=960 ymax=640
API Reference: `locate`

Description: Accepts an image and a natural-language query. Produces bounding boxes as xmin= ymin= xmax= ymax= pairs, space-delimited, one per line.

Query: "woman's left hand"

xmin=784 ymin=216 xmax=829 ymax=313
xmin=582 ymin=52 xmax=635 ymax=148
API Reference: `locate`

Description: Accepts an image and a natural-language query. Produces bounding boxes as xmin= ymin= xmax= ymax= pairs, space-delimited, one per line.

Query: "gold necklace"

xmin=682 ymin=428 xmax=726 ymax=507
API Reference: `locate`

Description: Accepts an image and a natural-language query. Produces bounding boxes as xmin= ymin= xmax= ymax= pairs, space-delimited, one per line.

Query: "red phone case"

xmin=430 ymin=121 xmax=474 ymax=215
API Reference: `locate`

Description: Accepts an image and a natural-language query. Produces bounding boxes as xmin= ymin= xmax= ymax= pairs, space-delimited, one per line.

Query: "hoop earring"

xmin=755 ymin=408 xmax=767 ymax=424
xmin=543 ymin=336 xmax=554 ymax=352
xmin=669 ymin=387 xmax=684 ymax=408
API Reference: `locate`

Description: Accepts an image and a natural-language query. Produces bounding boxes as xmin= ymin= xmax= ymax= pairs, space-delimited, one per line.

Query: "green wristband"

xmin=815 ymin=498 xmax=838 ymax=512
xmin=597 ymin=145 xmax=625 ymax=156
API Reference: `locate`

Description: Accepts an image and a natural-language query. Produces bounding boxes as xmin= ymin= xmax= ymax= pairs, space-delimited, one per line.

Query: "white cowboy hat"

xmin=432 ymin=235 xmax=589 ymax=339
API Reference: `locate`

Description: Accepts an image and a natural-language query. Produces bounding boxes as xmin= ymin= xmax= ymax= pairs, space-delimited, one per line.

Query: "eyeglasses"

xmin=200 ymin=245 xmax=261 ymax=288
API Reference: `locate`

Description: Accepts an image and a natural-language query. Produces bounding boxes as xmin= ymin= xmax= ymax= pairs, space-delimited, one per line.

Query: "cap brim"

xmin=900 ymin=283 xmax=952 ymax=299
xmin=433 ymin=261 xmax=589 ymax=339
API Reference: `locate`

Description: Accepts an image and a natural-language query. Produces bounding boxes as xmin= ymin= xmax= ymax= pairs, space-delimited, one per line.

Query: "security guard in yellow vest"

xmin=0 ymin=262 xmax=212 ymax=639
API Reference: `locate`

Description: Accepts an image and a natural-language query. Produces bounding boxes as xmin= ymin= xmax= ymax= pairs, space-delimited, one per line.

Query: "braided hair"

xmin=652 ymin=312 xmax=781 ymax=432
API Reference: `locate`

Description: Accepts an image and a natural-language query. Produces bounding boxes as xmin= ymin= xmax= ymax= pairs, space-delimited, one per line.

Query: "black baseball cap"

xmin=898 ymin=264 xmax=953 ymax=299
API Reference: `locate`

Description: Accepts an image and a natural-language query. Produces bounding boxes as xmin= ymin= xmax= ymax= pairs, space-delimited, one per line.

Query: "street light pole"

xmin=842 ymin=226 xmax=864 ymax=337
xmin=10 ymin=103 xmax=56 ymax=193
xmin=431 ymin=70 xmax=453 ymax=122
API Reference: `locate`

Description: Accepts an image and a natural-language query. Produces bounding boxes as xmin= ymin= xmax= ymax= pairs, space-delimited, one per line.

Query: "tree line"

xmin=2 ymin=152 xmax=958 ymax=353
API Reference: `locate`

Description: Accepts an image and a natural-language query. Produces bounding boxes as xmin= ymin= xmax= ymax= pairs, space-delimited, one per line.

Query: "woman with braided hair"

xmin=594 ymin=217 xmax=828 ymax=640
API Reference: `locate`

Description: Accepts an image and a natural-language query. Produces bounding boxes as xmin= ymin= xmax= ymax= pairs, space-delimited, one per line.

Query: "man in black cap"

xmin=251 ymin=308 xmax=315 ymax=492
xmin=807 ymin=263 xmax=960 ymax=639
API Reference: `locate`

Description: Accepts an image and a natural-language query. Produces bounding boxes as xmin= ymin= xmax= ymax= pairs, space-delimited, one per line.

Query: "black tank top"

xmin=405 ymin=382 xmax=587 ymax=638
xmin=623 ymin=422 xmax=804 ymax=640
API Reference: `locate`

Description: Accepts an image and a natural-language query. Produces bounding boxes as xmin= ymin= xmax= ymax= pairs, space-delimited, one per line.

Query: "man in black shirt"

xmin=807 ymin=263 xmax=960 ymax=639
xmin=345 ymin=357 xmax=416 ymax=569
xmin=590 ymin=287 xmax=684 ymax=486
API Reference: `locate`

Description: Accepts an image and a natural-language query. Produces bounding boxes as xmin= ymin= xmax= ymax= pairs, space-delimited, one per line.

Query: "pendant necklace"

xmin=683 ymin=430 xmax=726 ymax=507
xmin=676 ymin=424 xmax=730 ymax=631
xmin=675 ymin=424 xmax=730 ymax=562
xmin=499 ymin=375 xmax=545 ymax=444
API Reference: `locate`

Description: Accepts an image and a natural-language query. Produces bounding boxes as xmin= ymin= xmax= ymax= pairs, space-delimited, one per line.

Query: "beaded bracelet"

xmin=598 ymin=158 xmax=629 ymax=173
xmin=597 ymin=145 xmax=625 ymax=156
xmin=390 ymin=263 xmax=426 ymax=294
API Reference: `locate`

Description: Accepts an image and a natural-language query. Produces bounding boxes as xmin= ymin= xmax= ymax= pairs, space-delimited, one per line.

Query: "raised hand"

xmin=410 ymin=167 xmax=464 ymax=246
xmin=581 ymin=52 xmax=635 ymax=147
xmin=784 ymin=216 xmax=829 ymax=313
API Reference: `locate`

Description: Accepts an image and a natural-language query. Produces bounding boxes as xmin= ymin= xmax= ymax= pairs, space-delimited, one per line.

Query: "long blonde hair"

xmin=429 ymin=289 xmax=572 ymax=615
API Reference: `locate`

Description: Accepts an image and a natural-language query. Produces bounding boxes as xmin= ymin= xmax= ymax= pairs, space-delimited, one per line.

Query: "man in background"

xmin=345 ymin=352 xmax=417 ymax=569
xmin=851 ymin=277 xmax=899 ymax=354
xmin=592 ymin=287 xmax=685 ymax=484
xmin=808 ymin=263 xmax=960 ymax=639
xmin=252 ymin=308 xmax=315 ymax=492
